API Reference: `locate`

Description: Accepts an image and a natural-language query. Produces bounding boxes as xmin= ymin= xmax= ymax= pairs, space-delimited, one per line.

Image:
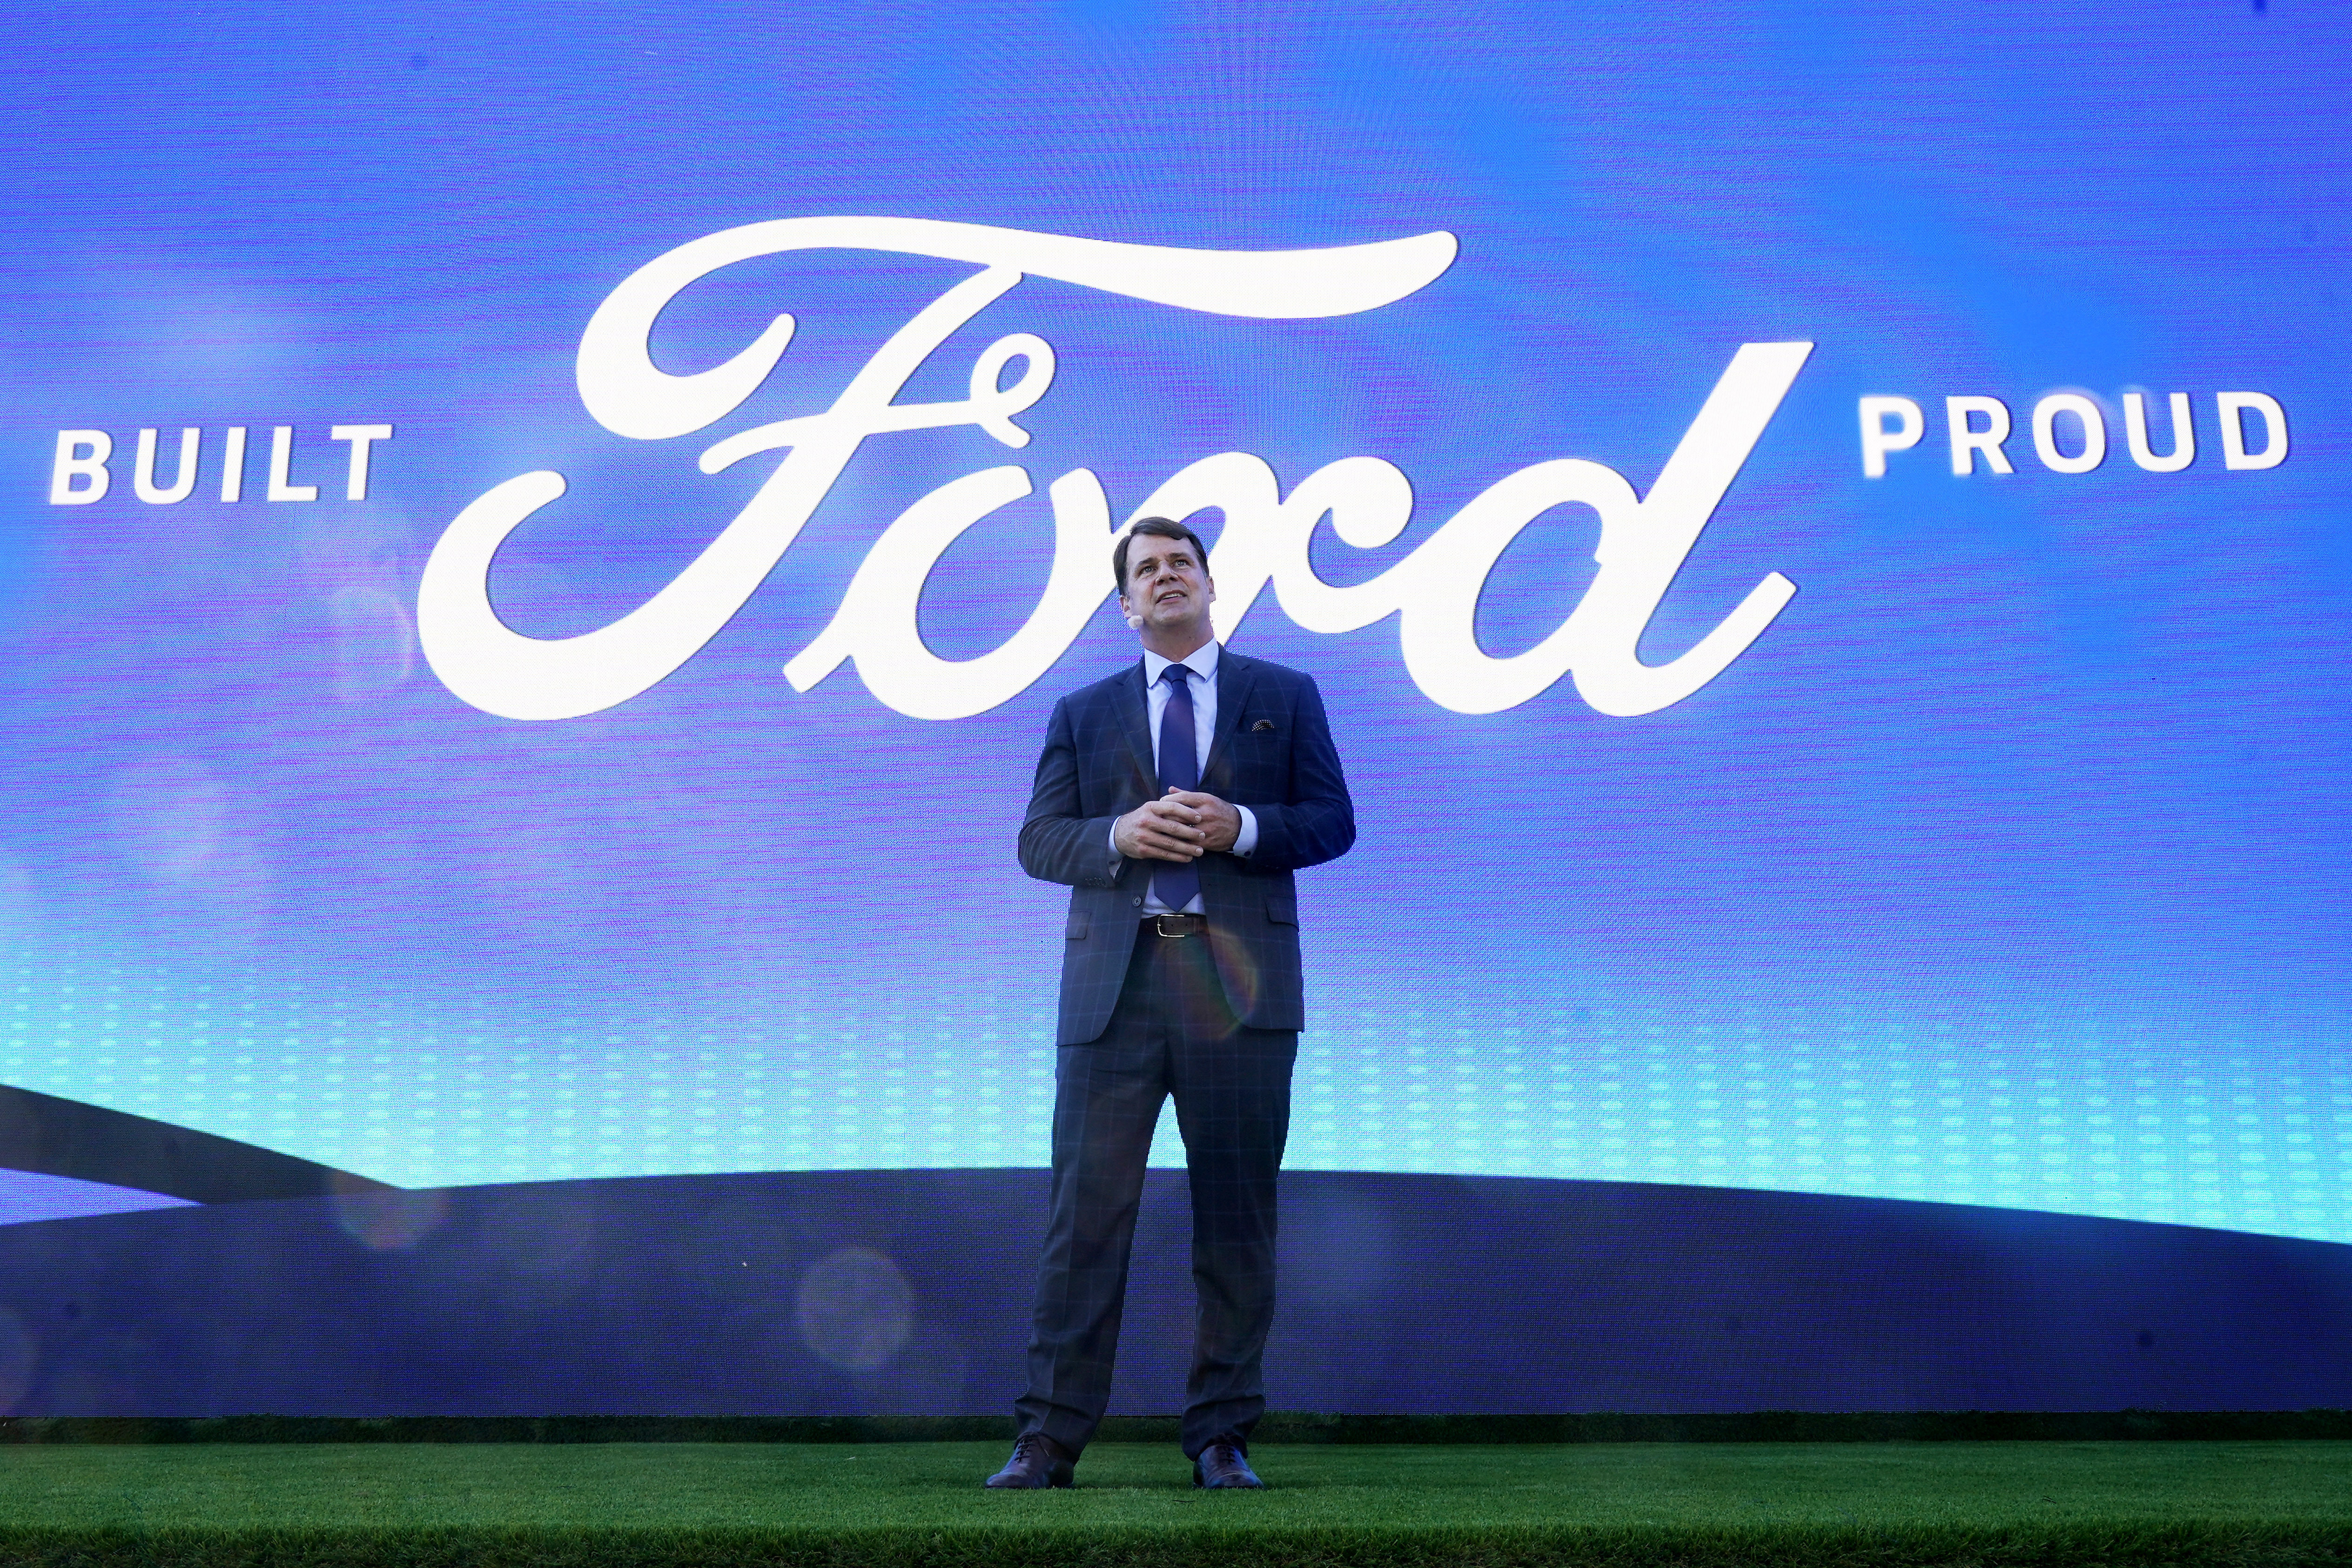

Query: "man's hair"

xmin=1113 ymin=516 xmax=1210 ymax=593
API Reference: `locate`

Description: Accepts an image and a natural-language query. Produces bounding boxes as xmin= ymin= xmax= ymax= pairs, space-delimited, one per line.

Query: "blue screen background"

xmin=1 ymin=0 xmax=2347 ymax=1243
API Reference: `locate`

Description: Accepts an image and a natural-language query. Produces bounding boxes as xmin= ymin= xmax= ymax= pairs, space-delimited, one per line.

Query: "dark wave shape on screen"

xmin=0 ymin=1169 xmax=2343 ymax=1418
xmin=0 ymin=1085 xmax=391 ymax=1205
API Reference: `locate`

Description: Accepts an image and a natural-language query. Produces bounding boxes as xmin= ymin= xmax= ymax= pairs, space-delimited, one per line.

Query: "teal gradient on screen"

xmin=0 ymin=1 xmax=2346 ymax=1241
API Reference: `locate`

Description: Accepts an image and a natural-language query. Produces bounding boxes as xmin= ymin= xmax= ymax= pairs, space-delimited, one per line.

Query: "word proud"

xmin=1858 ymin=392 xmax=2286 ymax=478
xmin=49 ymin=425 xmax=393 ymax=504
xmin=418 ymin=217 xmax=1807 ymax=722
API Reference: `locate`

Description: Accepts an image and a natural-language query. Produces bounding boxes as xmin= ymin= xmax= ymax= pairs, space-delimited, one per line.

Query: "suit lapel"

xmin=1116 ymin=661 xmax=1154 ymax=792
xmin=1203 ymin=651 xmax=1258 ymax=787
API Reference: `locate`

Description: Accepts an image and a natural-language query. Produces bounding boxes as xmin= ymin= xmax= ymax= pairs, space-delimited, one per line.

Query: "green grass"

xmin=0 ymin=1440 xmax=2344 ymax=1566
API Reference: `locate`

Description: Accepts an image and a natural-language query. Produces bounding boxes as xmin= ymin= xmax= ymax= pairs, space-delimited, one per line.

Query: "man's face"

xmin=1120 ymin=534 xmax=1216 ymax=641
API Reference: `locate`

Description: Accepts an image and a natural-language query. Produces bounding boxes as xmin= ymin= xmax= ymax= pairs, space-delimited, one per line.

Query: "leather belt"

xmin=1145 ymin=913 xmax=1209 ymax=938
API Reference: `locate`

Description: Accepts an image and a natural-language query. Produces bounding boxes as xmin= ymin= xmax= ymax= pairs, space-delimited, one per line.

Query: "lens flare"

xmin=793 ymin=1245 xmax=914 ymax=1371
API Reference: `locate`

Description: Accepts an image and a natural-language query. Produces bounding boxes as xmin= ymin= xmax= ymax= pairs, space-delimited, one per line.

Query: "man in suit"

xmin=986 ymin=517 xmax=1356 ymax=1492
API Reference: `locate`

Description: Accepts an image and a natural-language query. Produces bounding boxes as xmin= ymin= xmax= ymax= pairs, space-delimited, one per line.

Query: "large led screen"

xmin=2 ymin=0 xmax=2346 ymax=1260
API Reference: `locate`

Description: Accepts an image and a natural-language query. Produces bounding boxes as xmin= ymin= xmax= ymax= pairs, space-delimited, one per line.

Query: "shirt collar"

xmin=1142 ymin=640 xmax=1220 ymax=687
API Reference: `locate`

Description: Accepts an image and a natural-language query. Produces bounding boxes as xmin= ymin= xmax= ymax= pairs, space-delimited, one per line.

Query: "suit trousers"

xmin=1016 ymin=922 xmax=1297 ymax=1459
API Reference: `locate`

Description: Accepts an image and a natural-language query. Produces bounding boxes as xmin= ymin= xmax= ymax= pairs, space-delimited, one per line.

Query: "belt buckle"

xmin=1154 ymin=914 xmax=1194 ymax=938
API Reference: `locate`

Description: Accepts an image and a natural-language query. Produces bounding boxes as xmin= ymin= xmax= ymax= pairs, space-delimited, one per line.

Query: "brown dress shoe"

xmin=984 ymin=1432 xmax=1075 ymax=1488
xmin=1192 ymin=1433 xmax=1263 ymax=1489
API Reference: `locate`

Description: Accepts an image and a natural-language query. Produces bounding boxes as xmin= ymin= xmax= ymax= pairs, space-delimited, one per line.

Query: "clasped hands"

xmin=1116 ymin=789 xmax=1241 ymax=862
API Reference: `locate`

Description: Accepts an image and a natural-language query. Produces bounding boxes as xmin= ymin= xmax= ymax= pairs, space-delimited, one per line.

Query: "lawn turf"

xmin=0 ymin=1439 xmax=2343 ymax=1566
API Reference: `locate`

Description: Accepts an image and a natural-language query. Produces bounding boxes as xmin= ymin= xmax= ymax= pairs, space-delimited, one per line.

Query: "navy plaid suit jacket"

xmin=1019 ymin=650 xmax=1356 ymax=1046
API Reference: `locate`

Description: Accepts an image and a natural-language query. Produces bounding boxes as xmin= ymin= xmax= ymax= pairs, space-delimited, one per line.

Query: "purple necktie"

xmin=1153 ymin=663 xmax=1200 ymax=911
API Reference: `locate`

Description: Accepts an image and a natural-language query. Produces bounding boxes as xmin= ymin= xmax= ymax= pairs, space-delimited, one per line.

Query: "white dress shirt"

xmin=1109 ymin=640 xmax=1259 ymax=915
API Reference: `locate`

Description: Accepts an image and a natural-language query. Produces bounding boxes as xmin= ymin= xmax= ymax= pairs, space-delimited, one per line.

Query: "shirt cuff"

xmin=1107 ymin=819 xmax=1124 ymax=876
xmin=1232 ymin=804 xmax=1259 ymax=858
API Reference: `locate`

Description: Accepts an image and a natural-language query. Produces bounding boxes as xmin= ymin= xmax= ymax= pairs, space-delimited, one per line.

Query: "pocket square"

xmin=1250 ymin=719 xmax=1277 ymax=732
